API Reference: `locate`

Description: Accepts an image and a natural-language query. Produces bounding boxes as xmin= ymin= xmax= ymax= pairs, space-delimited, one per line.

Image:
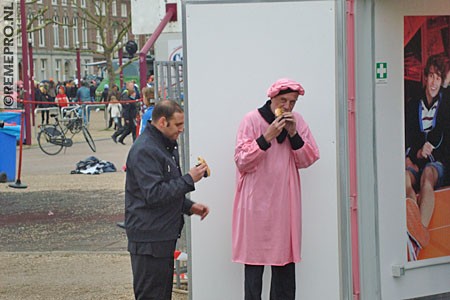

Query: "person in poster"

xmin=405 ymin=54 xmax=450 ymax=258
xmin=404 ymin=15 xmax=450 ymax=261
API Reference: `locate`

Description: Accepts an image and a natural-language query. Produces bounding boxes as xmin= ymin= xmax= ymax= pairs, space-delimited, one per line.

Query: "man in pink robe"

xmin=232 ymin=78 xmax=320 ymax=300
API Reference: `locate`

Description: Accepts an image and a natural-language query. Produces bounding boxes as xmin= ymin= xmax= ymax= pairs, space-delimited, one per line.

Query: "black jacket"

xmin=405 ymin=89 xmax=450 ymax=170
xmin=125 ymin=124 xmax=195 ymax=243
xmin=120 ymin=90 xmax=137 ymax=121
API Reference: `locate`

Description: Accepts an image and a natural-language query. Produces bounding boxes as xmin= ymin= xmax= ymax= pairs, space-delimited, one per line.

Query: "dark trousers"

xmin=130 ymin=253 xmax=174 ymax=300
xmin=41 ymin=110 xmax=49 ymax=124
xmin=113 ymin=119 xmax=136 ymax=142
xmin=109 ymin=117 xmax=122 ymax=130
xmin=245 ymin=263 xmax=296 ymax=300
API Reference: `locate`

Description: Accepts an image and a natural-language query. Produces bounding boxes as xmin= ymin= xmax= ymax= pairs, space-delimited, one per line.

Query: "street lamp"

xmin=118 ymin=42 xmax=123 ymax=89
xmin=28 ymin=39 xmax=34 ymax=86
xmin=28 ymin=39 xmax=36 ymax=126
xmin=76 ymin=42 xmax=81 ymax=88
xmin=28 ymin=38 xmax=35 ymax=126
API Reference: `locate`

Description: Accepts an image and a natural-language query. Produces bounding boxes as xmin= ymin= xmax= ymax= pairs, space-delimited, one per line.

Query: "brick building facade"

xmin=19 ymin=0 xmax=146 ymax=83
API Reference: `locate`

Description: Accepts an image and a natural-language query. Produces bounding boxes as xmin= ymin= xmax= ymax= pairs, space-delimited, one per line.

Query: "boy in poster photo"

xmin=405 ymin=54 xmax=450 ymax=257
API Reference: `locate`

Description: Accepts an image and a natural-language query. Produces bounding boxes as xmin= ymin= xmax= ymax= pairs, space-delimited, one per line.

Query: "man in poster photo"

xmin=405 ymin=54 xmax=450 ymax=255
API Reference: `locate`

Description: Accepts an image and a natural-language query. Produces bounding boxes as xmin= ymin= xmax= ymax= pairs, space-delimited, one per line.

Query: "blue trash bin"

xmin=0 ymin=131 xmax=16 ymax=182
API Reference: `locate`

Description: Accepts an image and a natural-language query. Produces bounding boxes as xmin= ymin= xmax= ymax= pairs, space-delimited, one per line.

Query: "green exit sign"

xmin=376 ymin=62 xmax=388 ymax=82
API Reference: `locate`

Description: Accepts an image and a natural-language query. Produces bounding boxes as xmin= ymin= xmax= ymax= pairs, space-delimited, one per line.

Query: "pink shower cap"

xmin=266 ymin=78 xmax=305 ymax=98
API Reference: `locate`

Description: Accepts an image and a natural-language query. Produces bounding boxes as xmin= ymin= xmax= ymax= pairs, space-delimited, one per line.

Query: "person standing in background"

xmin=107 ymin=95 xmax=122 ymax=135
xmin=100 ymin=84 xmax=109 ymax=103
xmin=47 ymin=78 xmax=57 ymax=102
xmin=111 ymin=81 xmax=138 ymax=145
xmin=90 ymin=80 xmax=97 ymax=102
xmin=76 ymin=81 xmax=91 ymax=124
xmin=55 ymin=86 xmax=69 ymax=117
xmin=232 ymin=78 xmax=320 ymax=300
xmin=37 ymin=84 xmax=53 ymax=125
xmin=68 ymin=80 xmax=78 ymax=102
xmin=140 ymin=87 xmax=156 ymax=135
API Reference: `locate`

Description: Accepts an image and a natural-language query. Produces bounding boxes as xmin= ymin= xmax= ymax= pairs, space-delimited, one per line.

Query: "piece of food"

xmin=275 ymin=107 xmax=284 ymax=117
xmin=197 ymin=156 xmax=211 ymax=177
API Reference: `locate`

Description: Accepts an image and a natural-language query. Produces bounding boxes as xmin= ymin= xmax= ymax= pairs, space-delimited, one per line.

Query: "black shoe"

xmin=116 ymin=221 xmax=125 ymax=229
xmin=119 ymin=140 xmax=126 ymax=145
xmin=111 ymin=135 xmax=117 ymax=143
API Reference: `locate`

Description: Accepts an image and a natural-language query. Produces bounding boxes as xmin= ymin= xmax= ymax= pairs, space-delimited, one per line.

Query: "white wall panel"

xmin=184 ymin=1 xmax=339 ymax=299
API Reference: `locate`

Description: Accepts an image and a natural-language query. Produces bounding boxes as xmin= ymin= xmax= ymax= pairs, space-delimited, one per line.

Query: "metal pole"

xmin=119 ymin=46 xmax=123 ymax=89
xmin=20 ymin=0 xmax=31 ymax=145
xmin=76 ymin=42 xmax=81 ymax=88
xmin=139 ymin=5 xmax=176 ymax=90
xmin=8 ymin=111 xmax=27 ymax=189
xmin=28 ymin=39 xmax=35 ymax=126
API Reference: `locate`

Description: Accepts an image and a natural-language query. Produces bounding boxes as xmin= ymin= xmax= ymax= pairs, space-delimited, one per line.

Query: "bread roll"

xmin=275 ymin=107 xmax=284 ymax=117
xmin=197 ymin=156 xmax=211 ymax=177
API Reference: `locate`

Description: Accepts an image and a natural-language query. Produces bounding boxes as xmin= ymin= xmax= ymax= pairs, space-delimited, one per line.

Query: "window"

xmin=53 ymin=16 xmax=60 ymax=47
xmin=41 ymin=59 xmax=47 ymax=80
xmin=81 ymin=0 xmax=86 ymax=8
xmin=81 ymin=19 xmax=88 ymax=48
xmin=27 ymin=14 xmax=34 ymax=46
xmin=84 ymin=60 xmax=90 ymax=77
xmin=62 ymin=16 xmax=69 ymax=48
xmin=62 ymin=0 xmax=67 ymax=5
xmin=37 ymin=0 xmax=43 ymax=3
xmin=38 ymin=16 xmax=45 ymax=47
xmin=95 ymin=3 xmax=100 ymax=15
xmin=52 ymin=0 xmax=58 ymax=5
xmin=64 ymin=60 xmax=70 ymax=81
xmin=95 ymin=2 xmax=105 ymax=16
xmin=122 ymin=32 xmax=128 ymax=46
xmin=55 ymin=59 xmax=61 ymax=81
xmin=72 ymin=17 xmax=79 ymax=47
xmin=28 ymin=31 xmax=34 ymax=47
xmin=71 ymin=0 xmax=76 ymax=7
xmin=32 ymin=59 xmax=36 ymax=79
xmin=112 ymin=1 xmax=117 ymax=16
xmin=96 ymin=29 xmax=103 ymax=52
xmin=113 ymin=27 xmax=118 ymax=42
xmin=121 ymin=3 xmax=127 ymax=17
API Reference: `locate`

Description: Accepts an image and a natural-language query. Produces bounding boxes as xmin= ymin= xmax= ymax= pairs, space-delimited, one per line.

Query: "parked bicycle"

xmin=37 ymin=105 xmax=96 ymax=155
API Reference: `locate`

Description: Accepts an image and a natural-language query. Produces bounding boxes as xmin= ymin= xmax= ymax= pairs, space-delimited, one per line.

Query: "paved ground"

xmin=0 ymin=111 xmax=188 ymax=300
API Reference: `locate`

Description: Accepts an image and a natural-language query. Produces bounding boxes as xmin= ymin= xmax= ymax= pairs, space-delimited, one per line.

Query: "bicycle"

xmin=37 ymin=105 xmax=96 ymax=155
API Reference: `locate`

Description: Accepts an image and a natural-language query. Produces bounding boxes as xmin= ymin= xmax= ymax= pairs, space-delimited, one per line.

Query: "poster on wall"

xmin=404 ymin=15 xmax=450 ymax=261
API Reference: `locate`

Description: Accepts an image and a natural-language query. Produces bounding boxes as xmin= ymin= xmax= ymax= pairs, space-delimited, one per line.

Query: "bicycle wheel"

xmin=37 ymin=126 xmax=64 ymax=155
xmin=82 ymin=126 xmax=96 ymax=152
xmin=68 ymin=117 xmax=83 ymax=134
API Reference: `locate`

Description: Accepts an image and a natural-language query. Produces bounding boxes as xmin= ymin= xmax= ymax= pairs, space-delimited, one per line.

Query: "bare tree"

xmin=22 ymin=0 xmax=133 ymax=86
xmin=18 ymin=1 xmax=53 ymax=35
xmin=77 ymin=0 xmax=132 ymax=86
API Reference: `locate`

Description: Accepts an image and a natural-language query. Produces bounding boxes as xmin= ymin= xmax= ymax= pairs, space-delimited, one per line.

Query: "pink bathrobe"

xmin=232 ymin=109 xmax=319 ymax=266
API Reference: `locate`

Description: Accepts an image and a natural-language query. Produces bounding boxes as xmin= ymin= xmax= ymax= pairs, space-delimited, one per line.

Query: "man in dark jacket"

xmin=111 ymin=81 xmax=137 ymax=144
xmin=125 ymin=99 xmax=210 ymax=299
